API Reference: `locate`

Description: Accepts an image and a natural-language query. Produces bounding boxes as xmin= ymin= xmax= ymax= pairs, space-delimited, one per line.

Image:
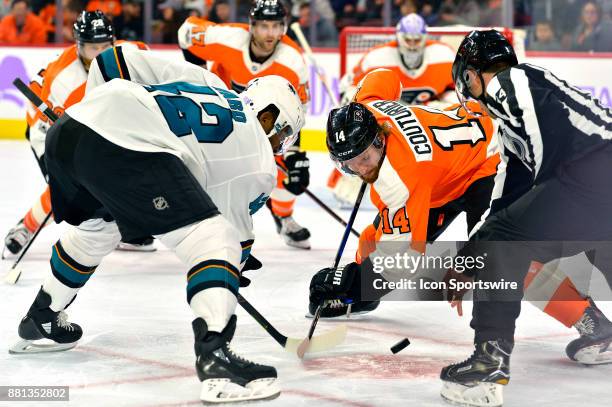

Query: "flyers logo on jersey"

xmin=369 ymin=100 xmax=433 ymax=162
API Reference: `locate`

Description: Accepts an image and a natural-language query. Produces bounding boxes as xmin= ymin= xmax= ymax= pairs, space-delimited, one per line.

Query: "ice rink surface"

xmin=1 ymin=140 xmax=611 ymax=407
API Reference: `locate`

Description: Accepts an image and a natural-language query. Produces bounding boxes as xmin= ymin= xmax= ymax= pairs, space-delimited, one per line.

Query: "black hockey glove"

xmin=282 ymin=151 xmax=309 ymax=195
xmin=240 ymin=255 xmax=263 ymax=287
xmin=309 ymin=262 xmax=361 ymax=306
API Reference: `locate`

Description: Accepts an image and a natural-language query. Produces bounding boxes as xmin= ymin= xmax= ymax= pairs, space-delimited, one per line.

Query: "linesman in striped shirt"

xmin=439 ymin=30 xmax=612 ymax=407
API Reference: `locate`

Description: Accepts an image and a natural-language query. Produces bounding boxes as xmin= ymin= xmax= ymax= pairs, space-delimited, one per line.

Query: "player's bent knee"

xmin=60 ymin=219 xmax=121 ymax=267
xmin=156 ymin=215 xmax=241 ymax=268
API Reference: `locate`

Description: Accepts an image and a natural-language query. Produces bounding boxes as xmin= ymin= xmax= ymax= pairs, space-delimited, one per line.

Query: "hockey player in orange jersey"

xmin=345 ymin=13 xmax=456 ymax=106
xmin=3 ymin=10 xmax=150 ymax=257
xmin=309 ymin=68 xmax=612 ymax=366
xmin=330 ymin=13 xmax=457 ymax=208
xmin=178 ymin=0 xmax=312 ymax=249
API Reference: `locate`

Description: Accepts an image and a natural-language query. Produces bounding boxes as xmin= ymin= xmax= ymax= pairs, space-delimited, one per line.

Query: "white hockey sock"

xmin=190 ymin=289 xmax=237 ymax=332
xmin=156 ymin=215 xmax=241 ymax=333
xmin=43 ymin=274 xmax=80 ymax=312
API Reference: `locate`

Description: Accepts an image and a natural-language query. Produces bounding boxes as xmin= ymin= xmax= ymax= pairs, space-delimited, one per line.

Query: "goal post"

xmin=339 ymin=26 xmax=522 ymax=77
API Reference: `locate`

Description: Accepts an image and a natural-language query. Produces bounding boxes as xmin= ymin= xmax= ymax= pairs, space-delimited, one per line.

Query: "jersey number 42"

xmin=145 ymin=82 xmax=246 ymax=143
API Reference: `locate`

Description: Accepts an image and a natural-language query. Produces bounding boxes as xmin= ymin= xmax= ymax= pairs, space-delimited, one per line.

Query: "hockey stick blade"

xmin=287 ymin=324 xmax=347 ymax=356
xmin=4 ymin=266 xmax=22 ymax=285
xmin=237 ymin=293 xmax=346 ymax=356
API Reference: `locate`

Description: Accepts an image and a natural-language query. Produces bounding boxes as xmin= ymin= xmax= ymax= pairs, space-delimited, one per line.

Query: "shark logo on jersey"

xmin=153 ymin=196 xmax=170 ymax=211
xmin=249 ymin=194 xmax=269 ymax=215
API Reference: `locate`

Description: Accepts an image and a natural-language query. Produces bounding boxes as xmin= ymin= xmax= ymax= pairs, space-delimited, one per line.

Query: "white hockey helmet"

xmin=242 ymin=75 xmax=305 ymax=155
xmin=396 ymin=13 xmax=427 ymax=69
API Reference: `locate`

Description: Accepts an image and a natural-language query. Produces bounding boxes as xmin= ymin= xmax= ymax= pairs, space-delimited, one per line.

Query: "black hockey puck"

xmin=390 ymin=338 xmax=410 ymax=354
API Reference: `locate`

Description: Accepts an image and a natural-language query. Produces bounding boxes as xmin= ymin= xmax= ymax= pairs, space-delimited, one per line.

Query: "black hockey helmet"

xmin=452 ymin=29 xmax=517 ymax=100
xmin=326 ymin=103 xmax=382 ymax=174
xmin=73 ymin=10 xmax=115 ymax=44
xmin=250 ymin=0 xmax=287 ymax=22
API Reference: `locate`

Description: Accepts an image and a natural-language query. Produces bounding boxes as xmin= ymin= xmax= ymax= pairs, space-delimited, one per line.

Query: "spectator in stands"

xmin=209 ymin=0 xmax=230 ymax=23
xmin=479 ymin=0 xmax=503 ymax=26
xmin=553 ymin=0 xmax=586 ymax=50
xmin=86 ymin=0 xmax=121 ymax=19
xmin=114 ymin=0 xmax=143 ymax=40
xmin=291 ymin=1 xmax=337 ymax=46
xmin=38 ymin=0 xmax=83 ymax=42
xmin=572 ymin=0 xmax=612 ymax=51
xmin=184 ymin=0 xmax=207 ymax=17
xmin=529 ymin=20 xmax=563 ymax=51
xmin=420 ymin=1 xmax=439 ymax=26
xmin=1 ymin=0 xmax=13 ymax=17
xmin=437 ymin=0 xmax=479 ymax=26
xmin=0 ymin=0 xmax=46 ymax=44
xmin=356 ymin=0 xmax=384 ymax=26
xmin=333 ymin=0 xmax=359 ymax=31
xmin=155 ymin=0 xmax=184 ymax=43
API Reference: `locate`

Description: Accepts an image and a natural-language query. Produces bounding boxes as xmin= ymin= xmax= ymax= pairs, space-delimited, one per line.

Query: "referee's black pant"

xmin=464 ymin=144 xmax=612 ymax=343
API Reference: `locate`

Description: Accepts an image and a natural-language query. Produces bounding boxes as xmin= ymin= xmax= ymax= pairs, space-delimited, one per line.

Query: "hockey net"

xmin=339 ymin=26 xmax=523 ymax=77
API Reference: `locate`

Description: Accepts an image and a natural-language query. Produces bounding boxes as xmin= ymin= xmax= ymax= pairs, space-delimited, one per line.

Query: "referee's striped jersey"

xmin=483 ymin=63 xmax=612 ymax=212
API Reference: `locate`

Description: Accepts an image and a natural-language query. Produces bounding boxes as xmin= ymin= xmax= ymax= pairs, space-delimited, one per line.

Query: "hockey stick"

xmin=13 ymin=78 xmax=59 ymax=122
xmin=275 ymin=164 xmax=360 ymax=237
xmin=4 ymin=79 xmax=57 ymax=284
xmin=237 ymin=293 xmax=346 ymax=356
xmin=290 ymin=22 xmax=339 ymax=107
xmin=4 ymin=211 xmax=53 ymax=284
xmin=303 ymin=188 xmax=360 ymax=238
xmin=297 ymin=181 xmax=368 ymax=358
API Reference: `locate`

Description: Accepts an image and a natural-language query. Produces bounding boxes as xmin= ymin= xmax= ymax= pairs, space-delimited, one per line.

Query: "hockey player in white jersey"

xmin=9 ymin=47 xmax=305 ymax=403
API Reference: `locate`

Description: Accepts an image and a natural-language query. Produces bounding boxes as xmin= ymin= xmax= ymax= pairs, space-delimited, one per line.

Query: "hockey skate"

xmin=116 ymin=236 xmax=156 ymax=252
xmin=566 ymin=299 xmax=612 ymax=365
xmin=440 ymin=339 xmax=512 ymax=407
xmin=3 ymin=219 xmax=33 ymax=257
xmin=9 ymin=288 xmax=82 ymax=354
xmin=272 ymin=214 xmax=311 ymax=250
xmin=307 ymin=298 xmax=380 ymax=319
xmin=193 ymin=315 xmax=280 ymax=403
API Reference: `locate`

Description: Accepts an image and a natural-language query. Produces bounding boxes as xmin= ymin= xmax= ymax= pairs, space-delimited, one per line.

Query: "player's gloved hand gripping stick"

xmin=4 ymin=79 xmax=55 ymax=285
xmin=297 ymin=181 xmax=367 ymax=358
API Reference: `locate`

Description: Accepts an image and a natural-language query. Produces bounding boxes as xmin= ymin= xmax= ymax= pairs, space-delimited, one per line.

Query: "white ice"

xmin=1 ymin=140 xmax=611 ymax=407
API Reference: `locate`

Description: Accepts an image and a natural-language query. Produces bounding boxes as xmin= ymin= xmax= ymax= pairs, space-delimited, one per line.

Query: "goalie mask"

xmin=242 ymin=75 xmax=305 ymax=155
xmin=396 ymin=14 xmax=427 ymax=70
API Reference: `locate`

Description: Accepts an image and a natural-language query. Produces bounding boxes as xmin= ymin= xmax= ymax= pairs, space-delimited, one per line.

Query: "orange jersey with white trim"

xmin=178 ymin=18 xmax=309 ymax=105
xmin=356 ymin=69 xmax=499 ymax=249
xmin=352 ymin=40 xmax=455 ymax=105
xmin=26 ymin=40 xmax=148 ymax=158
